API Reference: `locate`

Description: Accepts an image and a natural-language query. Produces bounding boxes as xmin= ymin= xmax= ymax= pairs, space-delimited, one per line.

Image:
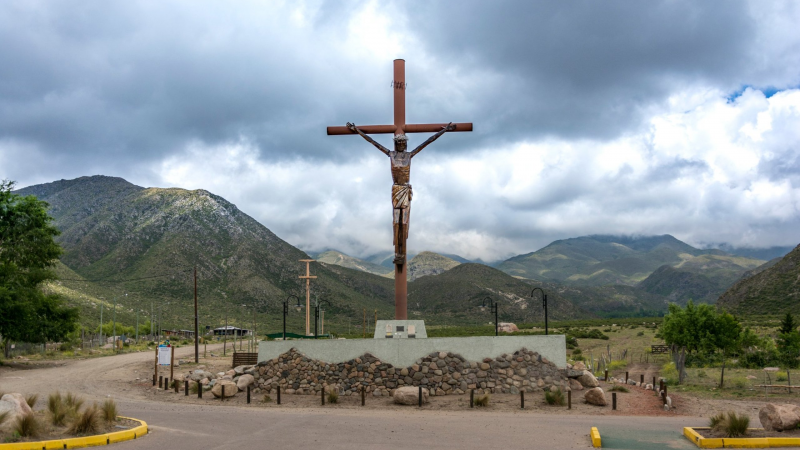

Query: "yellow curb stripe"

xmin=590 ymin=427 xmax=601 ymax=448
xmin=0 ymin=416 xmax=148 ymax=450
xmin=684 ymin=427 xmax=800 ymax=448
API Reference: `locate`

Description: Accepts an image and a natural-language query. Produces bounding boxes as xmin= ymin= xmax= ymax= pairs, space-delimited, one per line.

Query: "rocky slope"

xmin=717 ymin=244 xmax=800 ymax=316
xmin=315 ymin=250 xmax=391 ymax=276
xmin=407 ymin=251 xmax=461 ymax=281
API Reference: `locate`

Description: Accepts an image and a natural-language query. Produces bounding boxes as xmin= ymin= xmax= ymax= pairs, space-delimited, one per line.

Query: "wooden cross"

xmin=327 ymin=59 xmax=473 ymax=321
xmin=299 ymin=259 xmax=317 ymax=335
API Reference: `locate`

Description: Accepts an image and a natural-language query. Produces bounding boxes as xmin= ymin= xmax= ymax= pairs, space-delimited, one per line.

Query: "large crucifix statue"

xmin=327 ymin=59 xmax=473 ymax=320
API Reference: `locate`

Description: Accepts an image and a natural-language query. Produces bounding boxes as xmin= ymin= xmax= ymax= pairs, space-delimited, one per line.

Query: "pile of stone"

xmin=251 ymin=347 xmax=568 ymax=397
xmin=171 ymin=364 xmax=257 ymax=398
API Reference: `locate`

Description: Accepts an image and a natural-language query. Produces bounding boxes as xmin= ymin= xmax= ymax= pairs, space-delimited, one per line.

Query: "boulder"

xmin=584 ymin=387 xmax=607 ymax=406
xmin=211 ymin=380 xmax=238 ymax=398
xmin=393 ymin=386 xmax=428 ymax=405
xmin=566 ymin=369 xmax=584 ymax=378
xmin=572 ymin=361 xmax=586 ymax=371
xmin=237 ymin=374 xmax=255 ymax=391
xmin=569 ymin=379 xmax=584 ymax=391
xmin=0 ymin=393 xmax=33 ymax=432
xmin=760 ymin=403 xmax=800 ymax=431
xmin=234 ymin=365 xmax=252 ymax=375
xmin=577 ymin=371 xmax=599 ymax=388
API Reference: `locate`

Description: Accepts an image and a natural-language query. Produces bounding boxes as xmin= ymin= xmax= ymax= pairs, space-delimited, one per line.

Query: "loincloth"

xmin=392 ymin=184 xmax=412 ymax=209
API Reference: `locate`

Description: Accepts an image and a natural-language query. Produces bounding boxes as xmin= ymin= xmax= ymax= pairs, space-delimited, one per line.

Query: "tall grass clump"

xmin=544 ymin=388 xmax=565 ymax=406
xmin=609 ymin=385 xmax=629 ymax=393
xmin=327 ymin=390 xmax=339 ymax=404
xmin=710 ymin=411 xmax=749 ymax=438
xmin=474 ymin=393 xmax=490 ymax=407
xmin=0 ymin=411 xmax=10 ymax=428
xmin=25 ymin=394 xmax=39 ymax=408
xmin=48 ymin=391 xmax=68 ymax=426
xmin=67 ymin=404 xmax=101 ymax=436
xmin=100 ymin=399 xmax=117 ymax=422
xmin=14 ymin=412 xmax=40 ymax=438
xmin=65 ymin=392 xmax=84 ymax=412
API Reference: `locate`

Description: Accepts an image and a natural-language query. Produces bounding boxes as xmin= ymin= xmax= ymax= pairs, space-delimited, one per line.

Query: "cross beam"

xmin=327 ymin=59 xmax=472 ymax=320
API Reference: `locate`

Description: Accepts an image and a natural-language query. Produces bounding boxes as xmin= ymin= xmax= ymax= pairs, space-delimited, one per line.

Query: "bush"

xmin=100 ymin=399 xmax=117 ymax=422
xmin=262 ymin=394 xmax=272 ymax=403
xmin=25 ymin=394 xmax=39 ymax=408
xmin=711 ymin=411 xmax=749 ymax=438
xmin=607 ymin=360 xmax=627 ymax=370
xmin=661 ymin=362 xmax=680 ymax=385
xmin=189 ymin=382 xmax=199 ymax=394
xmin=474 ymin=393 xmax=490 ymax=407
xmin=637 ymin=331 xmax=645 ymax=336
xmin=572 ymin=348 xmax=582 ymax=356
xmin=697 ymin=370 xmax=707 ymax=378
xmin=48 ymin=392 xmax=68 ymax=426
xmin=545 ymin=389 xmax=565 ymax=406
xmin=777 ymin=372 xmax=788 ymax=382
xmin=65 ymin=392 xmax=84 ymax=412
xmin=68 ymin=404 xmax=101 ymax=435
xmin=327 ymin=390 xmax=339 ymax=404
xmin=14 ymin=412 xmax=40 ymax=438
xmin=609 ymin=385 xmax=629 ymax=393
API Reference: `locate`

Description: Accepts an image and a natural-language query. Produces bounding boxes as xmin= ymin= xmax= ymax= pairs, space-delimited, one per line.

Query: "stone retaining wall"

xmin=253 ymin=347 xmax=568 ymax=397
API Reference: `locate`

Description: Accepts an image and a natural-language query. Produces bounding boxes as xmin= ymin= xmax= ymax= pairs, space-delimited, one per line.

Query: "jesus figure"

xmin=346 ymin=122 xmax=455 ymax=265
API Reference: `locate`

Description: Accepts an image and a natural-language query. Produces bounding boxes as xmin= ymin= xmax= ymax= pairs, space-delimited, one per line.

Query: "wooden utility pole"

xmin=363 ymin=309 xmax=366 ymax=339
xmin=299 ymin=260 xmax=317 ymax=335
xmin=194 ymin=266 xmax=199 ymax=363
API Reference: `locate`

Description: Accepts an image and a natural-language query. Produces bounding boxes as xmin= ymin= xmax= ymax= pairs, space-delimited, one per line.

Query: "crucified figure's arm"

xmin=347 ymin=122 xmax=390 ymax=156
xmin=410 ymin=122 xmax=455 ymax=158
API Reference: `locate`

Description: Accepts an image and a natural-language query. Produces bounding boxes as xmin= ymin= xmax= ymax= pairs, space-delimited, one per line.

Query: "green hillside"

xmin=637 ymin=265 xmax=721 ymax=304
xmin=717 ymin=244 xmax=800 ymax=316
xmin=497 ymin=235 xmax=765 ymax=300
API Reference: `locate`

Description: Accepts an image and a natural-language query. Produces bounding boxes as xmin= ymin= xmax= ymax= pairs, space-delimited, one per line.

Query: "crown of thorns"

xmin=393 ymin=134 xmax=408 ymax=142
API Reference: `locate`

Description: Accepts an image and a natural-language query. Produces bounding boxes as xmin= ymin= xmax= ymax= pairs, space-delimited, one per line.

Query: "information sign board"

xmin=158 ymin=345 xmax=172 ymax=366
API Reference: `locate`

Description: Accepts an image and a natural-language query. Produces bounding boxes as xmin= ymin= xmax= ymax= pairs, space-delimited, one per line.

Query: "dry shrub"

xmin=474 ymin=393 xmax=490 ymax=407
xmin=0 ymin=411 xmax=10 ymax=427
xmin=261 ymin=394 xmax=272 ymax=403
xmin=67 ymin=404 xmax=100 ymax=436
xmin=545 ymin=388 xmax=565 ymax=406
xmin=189 ymin=382 xmax=199 ymax=394
xmin=25 ymin=394 xmax=39 ymax=408
xmin=65 ymin=392 xmax=84 ymax=413
xmin=14 ymin=412 xmax=40 ymax=437
xmin=48 ymin=391 xmax=68 ymax=426
xmin=609 ymin=385 xmax=629 ymax=393
xmin=100 ymin=399 xmax=117 ymax=422
xmin=327 ymin=390 xmax=339 ymax=404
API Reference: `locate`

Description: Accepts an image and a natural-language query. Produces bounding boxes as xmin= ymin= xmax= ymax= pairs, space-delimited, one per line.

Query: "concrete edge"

xmin=683 ymin=427 xmax=800 ymax=448
xmin=590 ymin=426 xmax=601 ymax=448
xmin=0 ymin=416 xmax=148 ymax=450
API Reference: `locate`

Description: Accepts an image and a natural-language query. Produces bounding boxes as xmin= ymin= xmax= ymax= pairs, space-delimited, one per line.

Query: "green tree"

xmin=0 ymin=180 xmax=78 ymax=357
xmin=777 ymin=313 xmax=800 ymax=369
xmin=709 ymin=311 xmax=742 ymax=388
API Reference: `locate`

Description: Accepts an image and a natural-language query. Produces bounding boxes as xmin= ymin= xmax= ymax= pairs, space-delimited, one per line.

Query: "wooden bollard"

xmin=663 ymin=384 xmax=668 ymax=405
xmin=321 ymin=387 xmax=325 ymax=406
xmin=198 ymin=382 xmax=203 ymax=399
xmin=152 ymin=374 xmax=156 ymax=386
xmin=604 ymin=370 xmax=608 ymax=381
xmin=247 ymin=385 xmax=251 ymax=404
xmin=277 ymin=387 xmax=281 ymax=405
xmin=470 ymin=389 xmax=474 ymax=408
xmin=361 ymin=386 xmax=365 ymax=406
xmin=159 ymin=376 xmax=163 ymax=389
xmin=165 ymin=378 xmax=169 ymax=390
xmin=612 ymin=392 xmax=617 ymax=410
xmin=520 ymin=390 xmax=524 ymax=409
xmin=653 ymin=376 xmax=656 ymax=389
xmin=418 ymin=386 xmax=422 ymax=407
xmin=185 ymin=380 xmax=189 ymax=396
xmin=625 ymin=371 xmax=629 ymax=383
xmin=221 ymin=385 xmax=225 ymax=401
xmin=174 ymin=378 xmax=179 ymax=393
xmin=640 ymin=374 xmax=644 ymax=385
xmin=568 ymin=390 xmax=572 ymax=410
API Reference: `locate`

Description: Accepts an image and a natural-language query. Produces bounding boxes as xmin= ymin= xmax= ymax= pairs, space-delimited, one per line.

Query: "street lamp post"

xmin=530 ymin=288 xmax=548 ymax=335
xmin=283 ymin=295 xmax=303 ymax=341
xmin=314 ymin=299 xmax=331 ymax=339
xmin=479 ymin=297 xmax=499 ymax=336
xmin=112 ymin=295 xmax=117 ymax=353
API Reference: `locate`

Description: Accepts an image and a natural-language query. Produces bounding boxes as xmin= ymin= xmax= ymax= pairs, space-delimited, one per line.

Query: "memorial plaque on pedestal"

xmin=373 ymin=320 xmax=427 ymax=339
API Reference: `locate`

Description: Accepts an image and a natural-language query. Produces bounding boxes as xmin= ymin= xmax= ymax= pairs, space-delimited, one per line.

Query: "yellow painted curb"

xmin=684 ymin=427 xmax=800 ymax=448
xmin=590 ymin=427 xmax=601 ymax=448
xmin=0 ymin=416 xmax=147 ymax=450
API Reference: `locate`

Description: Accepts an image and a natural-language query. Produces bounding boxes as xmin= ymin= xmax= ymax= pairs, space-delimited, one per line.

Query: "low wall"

xmin=258 ymin=335 xmax=566 ymax=368
xmin=253 ymin=347 xmax=568 ymax=397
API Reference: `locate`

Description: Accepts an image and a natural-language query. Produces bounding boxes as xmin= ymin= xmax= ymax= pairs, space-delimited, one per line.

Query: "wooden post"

xmin=221 ymin=385 xmax=225 ymax=401
xmin=520 ymin=390 xmax=524 ymax=409
xmin=361 ymin=386 xmax=365 ymax=406
xmin=640 ymin=374 xmax=644 ymax=385
xmin=185 ymin=380 xmax=189 ymax=396
xmin=789 ymin=371 xmax=792 ymax=394
xmin=418 ymin=386 xmax=422 ymax=407
xmin=568 ymin=390 xmax=571 ymax=409
xmin=470 ymin=389 xmax=474 ymax=408
xmin=247 ymin=385 xmax=251 ymax=404
xmin=154 ymin=346 xmax=158 ymax=386
xmin=170 ymin=345 xmax=174 ymax=385
xmin=277 ymin=387 xmax=281 ymax=405
xmin=612 ymin=392 xmax=617 ymax=410
xmin=321 ymin=387 xmax=325 ymax=406
xmin=625 ymin=371 xmax=629 ymax=383
xmin=604 ymin=369 xmax=608 ymax=381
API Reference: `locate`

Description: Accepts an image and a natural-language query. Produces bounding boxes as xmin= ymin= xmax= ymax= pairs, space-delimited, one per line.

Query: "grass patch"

xmin=65 ymin=392 xmax=84 ymax=412
xmin=100 ymin=399 xmax=117 ymax=422
xmin=25 ymin=394 xmax=39 ymax=409
xmin=68 ymin=404 xmax=101 ymax=436
xmin=14 ymin=412 xmax=40 ymax=438
xmin=474 ymin=393 xmax=490 ymax=407
xmin=261 ymin=394 xmax=272 ymax=403
xmin=609 ymin=385 xmax=629 ymax=393
xmin=48 ymin=391 xmax=69 ymax=426
xmin=607 ymin=360 xmax=628 ymax=370
xmin=189 ymin=382 xmax=199 ymax=394
xmin=710 ymin=411 xmax=749 ymax=438
xmin=327 ymin=390 xmax=339 ymax=404
xmin=544 ymin=388 xmax=565 ymax=406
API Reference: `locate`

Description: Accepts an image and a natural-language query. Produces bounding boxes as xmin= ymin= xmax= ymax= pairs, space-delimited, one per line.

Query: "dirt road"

xmin=0 ymin=347 xmax=711 ymax=449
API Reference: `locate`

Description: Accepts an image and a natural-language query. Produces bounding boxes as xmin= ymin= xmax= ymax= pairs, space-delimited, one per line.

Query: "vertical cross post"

xmin=299 ymin=260 xmax=317 ymax=335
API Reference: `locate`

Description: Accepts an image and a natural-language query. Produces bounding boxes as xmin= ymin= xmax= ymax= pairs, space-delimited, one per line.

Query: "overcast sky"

xmin=2 ymin=1 xmax=799 ymax=262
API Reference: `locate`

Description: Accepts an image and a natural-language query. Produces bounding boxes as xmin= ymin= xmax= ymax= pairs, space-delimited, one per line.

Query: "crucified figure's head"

xmin=394 ymin=134 xmax=408 ymax=152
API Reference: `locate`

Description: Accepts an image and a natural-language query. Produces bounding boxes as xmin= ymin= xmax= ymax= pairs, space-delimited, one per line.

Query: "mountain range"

xmin=16 ymin=176 xmax=798 ymax=333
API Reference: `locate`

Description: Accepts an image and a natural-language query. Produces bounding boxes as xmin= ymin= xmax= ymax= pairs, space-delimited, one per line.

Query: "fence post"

xmin=361 ymin=386 xmax=365 ymax=406
xmin=568 ymin=390 xmax=571 ymax=409
xmin=321 ymin=387 xmax=325 ymax=406
xmin=277 ymin=387 xmax=281 ymax=405
xmin=418 ymin=386 xmax=422 ymax=407
xmin=604 ymin=370 xmax=608 ymax=381
xmin=159 ymin=376 xmax=163 ymax=389
xmin=247 ymin=385 xmax=251 ymax=404
xmin=221 ymin=385 xmax=225 ymax=402
xmin=185 ymin=380 xmax=189 ymax=396
xmin=625 ymin=371 xmax=629 ymax=383
xmin=612 ymin=392 xmax=617 ymax=410
xmin=640 ymin=374 xmax=644 ymax=385
xmin=520 ymin=390 xmax=524 ymax=409
xmin=470 ymin=389 xmax=474 ymax=408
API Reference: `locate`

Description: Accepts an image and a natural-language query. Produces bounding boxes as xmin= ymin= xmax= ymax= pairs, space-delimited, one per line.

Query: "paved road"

xmin=1 ymin=346 xmax=705 ymax=449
